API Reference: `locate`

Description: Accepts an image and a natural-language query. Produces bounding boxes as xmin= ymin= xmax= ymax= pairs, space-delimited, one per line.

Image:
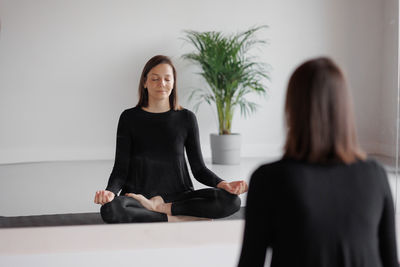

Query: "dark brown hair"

xmin=136 ymin=55 xmax=180 ymax=110
xmin=284 ymin=57 xmax=366 ymax=164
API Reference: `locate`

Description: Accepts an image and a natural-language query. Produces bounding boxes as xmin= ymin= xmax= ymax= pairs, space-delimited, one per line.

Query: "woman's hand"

xmin=94 ymin=190 xmax=115 ymax=205
xmin=217 ymin=180 xmax=249 ymax=195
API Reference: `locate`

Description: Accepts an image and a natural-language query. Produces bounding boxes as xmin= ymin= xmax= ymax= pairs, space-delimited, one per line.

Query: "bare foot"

xmin=125 ymin=194 xmax=212 ymax=222
xmin=125 ymin=193 xmax=166 ymax=213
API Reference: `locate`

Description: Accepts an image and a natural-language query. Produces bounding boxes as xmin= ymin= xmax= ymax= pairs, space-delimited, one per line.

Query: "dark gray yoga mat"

xmin=0 ymin=207 xmax=245 ymax=228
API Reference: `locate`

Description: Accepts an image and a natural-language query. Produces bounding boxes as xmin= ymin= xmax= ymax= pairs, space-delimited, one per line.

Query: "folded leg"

xmin=100 ymin=196 xmax=168 ymax=223
xmin=171 ymin=188 xmax=241 ymax=219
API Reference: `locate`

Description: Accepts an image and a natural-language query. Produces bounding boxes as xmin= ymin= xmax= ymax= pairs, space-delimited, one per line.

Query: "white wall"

xmin=0 ymin=0 xmax=397 ymax=164
xmin=340 ymin=0 xmax=384 ymax=155
xmin=379 ymin=0 xmax=399 ymax=157
xmin=342 ymin=0 xmax=398 ymax=158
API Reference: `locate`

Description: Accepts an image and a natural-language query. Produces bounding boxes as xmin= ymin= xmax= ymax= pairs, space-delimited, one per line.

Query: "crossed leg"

xmin=123 ymin=193 xmax=210 ymax=222
xmin=100 ymin=188 xmax=241 ymax=223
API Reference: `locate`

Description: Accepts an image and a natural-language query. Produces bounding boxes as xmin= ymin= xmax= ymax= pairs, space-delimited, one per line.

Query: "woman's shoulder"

xmin=120 ymin=106 xmax=139 ymax=116
xmin=121 ymin=106 xmax=194 ymax=114
xmin=114 ymin=107 xmax=138 ymax=122
xmin=253 ymin=158 xmax=301 ymax=173
xmin=120 ymin=106 xmax=174 ymax=117
xmin=361 ymin=157 xmax=386 ymax=169
xmin=174 ymin=107 xmax=197 ymax=122
xmin=120 ymin=107 xmax=196 ymax=124
xmin=251 ymin=157 xmax=388 ymax=182
xmin=177 ymin=107 xmax=195 ymax=116
xmin=247 ymin=160 xmax=290 ymax=193
xmin=250 ymin=159 xmax=289 ymax=182
xmin=354 ymin=157 xmax=388 ymax=178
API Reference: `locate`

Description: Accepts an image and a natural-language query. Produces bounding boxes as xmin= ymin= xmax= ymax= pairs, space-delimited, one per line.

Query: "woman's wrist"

xmin=217 ymin=181 xmax=228 ymax=189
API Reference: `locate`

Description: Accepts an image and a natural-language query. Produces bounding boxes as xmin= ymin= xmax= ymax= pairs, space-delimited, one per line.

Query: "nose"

xmin=160 ymin=80 xmax=166 ymax=86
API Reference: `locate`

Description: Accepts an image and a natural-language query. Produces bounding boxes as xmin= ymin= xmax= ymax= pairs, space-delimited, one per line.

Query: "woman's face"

xmin=144 ymin=63 xmax=174 ymax=102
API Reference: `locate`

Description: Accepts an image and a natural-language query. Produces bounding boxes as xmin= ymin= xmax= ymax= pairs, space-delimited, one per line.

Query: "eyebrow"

xmin=149 ymin=73 xmax=172 ymax=77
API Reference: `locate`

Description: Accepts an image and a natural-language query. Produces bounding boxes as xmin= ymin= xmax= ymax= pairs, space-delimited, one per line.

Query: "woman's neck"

xmin=143 ymin=99 xmax=170 ymax=113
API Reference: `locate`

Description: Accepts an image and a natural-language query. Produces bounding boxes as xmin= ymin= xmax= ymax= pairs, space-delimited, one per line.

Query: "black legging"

xmin=100 ymin=188 xmax=241 ymax=223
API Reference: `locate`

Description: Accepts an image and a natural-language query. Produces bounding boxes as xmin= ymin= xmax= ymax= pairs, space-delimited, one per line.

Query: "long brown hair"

xmin=284 ymin=57 xmax=366 ymax=164
xmin=136 ymin=55 xmax=180 ymax=110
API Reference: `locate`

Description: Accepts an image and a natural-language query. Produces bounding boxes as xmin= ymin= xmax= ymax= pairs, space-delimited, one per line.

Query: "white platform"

xmin=0 ymin=220 xmax=245 ymax=267
xmin=0 ymin=157 xmax=399 ymax=267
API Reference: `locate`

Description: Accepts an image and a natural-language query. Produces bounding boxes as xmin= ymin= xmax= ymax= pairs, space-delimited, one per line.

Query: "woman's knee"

xmin=223 ymin=192 xmax=241 ymax=213
xmin=100 ymin=197 xmax=125 ymax=223
xmin=214 ymin=189 xmax=241 ymax=218
xmin=100 ymin=196 xmax=167 ymax=223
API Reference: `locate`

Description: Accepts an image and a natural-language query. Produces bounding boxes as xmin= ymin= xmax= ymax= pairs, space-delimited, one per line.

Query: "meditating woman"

xmin=238 ymin=57 xmax=398 ymax=267
xmin=94 ymin=55 xmax=248 ymax=223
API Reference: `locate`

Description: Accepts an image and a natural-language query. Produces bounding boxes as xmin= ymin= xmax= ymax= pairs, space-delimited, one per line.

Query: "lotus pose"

xmin=238 ymin=57 xmax=398 ymax=267
xmin=94 ymin=55 xmax=248 ymax=223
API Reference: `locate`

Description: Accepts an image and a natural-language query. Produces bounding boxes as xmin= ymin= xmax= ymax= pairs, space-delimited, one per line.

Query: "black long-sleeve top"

xmin=238 ymin=158 xmax=399 ymax=267
xmin=105 ymin=107 xmax=223 ymax=200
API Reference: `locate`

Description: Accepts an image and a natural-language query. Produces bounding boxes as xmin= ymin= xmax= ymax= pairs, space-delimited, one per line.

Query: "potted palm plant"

xmin=182 ymin=26 xmax=270 ymax=165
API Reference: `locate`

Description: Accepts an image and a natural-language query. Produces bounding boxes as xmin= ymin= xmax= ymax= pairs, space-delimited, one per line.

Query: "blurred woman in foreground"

xmin=238 ymin=57 xmax=398 ymax=267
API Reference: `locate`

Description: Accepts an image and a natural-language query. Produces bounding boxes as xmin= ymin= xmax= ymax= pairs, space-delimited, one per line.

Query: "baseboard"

xmin=0 ymin=147 xmax=113 ymax=165
xmin=362 ymin=142 xmax=397 ymax=158
xmin=201 ymin=143 xmax=283 ymax=159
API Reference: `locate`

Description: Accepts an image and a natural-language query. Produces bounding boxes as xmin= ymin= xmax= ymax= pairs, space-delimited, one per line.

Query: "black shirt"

xmin=105 ymin=107 xmax=223 ymax=200
xmin=238 ymin=158 xmax=398 ymax=267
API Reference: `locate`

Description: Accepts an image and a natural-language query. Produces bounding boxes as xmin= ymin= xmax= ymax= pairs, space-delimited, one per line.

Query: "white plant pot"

xmin=210 ymin=133 xmax=241 ymax=165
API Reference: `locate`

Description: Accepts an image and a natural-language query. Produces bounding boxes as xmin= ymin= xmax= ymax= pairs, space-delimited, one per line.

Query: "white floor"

xmin=0 ymin=156 xmax=399 ymax=267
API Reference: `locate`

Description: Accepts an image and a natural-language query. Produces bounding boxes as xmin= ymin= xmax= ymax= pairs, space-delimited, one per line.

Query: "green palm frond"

xmin=182 ymin=26 xmax=270 ymax=135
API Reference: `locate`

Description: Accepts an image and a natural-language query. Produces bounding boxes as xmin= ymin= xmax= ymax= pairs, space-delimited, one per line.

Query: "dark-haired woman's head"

xmin=137 ymin=55 xmax=180 ymax=110
xmin=284 ymin=57 xmax=365 ymax=163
